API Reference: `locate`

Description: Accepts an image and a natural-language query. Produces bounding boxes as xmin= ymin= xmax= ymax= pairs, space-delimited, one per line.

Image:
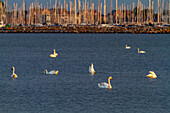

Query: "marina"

xmin=0 ymin=0 xmax=170 ymax=33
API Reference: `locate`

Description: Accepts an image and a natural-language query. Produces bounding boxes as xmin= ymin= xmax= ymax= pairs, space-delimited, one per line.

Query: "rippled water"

xmin=0 ymin=33 xmax=169 ymax=113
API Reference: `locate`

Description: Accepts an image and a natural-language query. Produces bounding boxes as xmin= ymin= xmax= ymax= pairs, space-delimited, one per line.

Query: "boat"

xmin=0 ymin=21 xmax=5 ymax=28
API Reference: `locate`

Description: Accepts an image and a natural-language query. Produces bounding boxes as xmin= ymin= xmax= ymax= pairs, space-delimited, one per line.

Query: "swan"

xmin=146 ymin=71 xmax=157 ymax=78
xmin=50 ymin=49 xmax=58 ymax=57
xmin=137 ymin=48 xmax=146 ymax=53
xmin=43 ymin=69 xmax=59 ymax=75
xmin=98 ymin=76 xmax=113 ymax=89
xmin=125 ymin=44 xmax=131 ymax=49
xmin=11 ymin=67 xmax=18 ymax=78
xmin=89 ymin=63 xmax=96 ymax=76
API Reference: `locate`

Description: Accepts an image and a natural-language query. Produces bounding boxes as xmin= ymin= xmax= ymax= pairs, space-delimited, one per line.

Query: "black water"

xmin=0 ymin=34 xmax=169 ymax=113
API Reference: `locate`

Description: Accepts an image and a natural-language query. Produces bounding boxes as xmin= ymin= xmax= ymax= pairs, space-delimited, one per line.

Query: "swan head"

xmin=43 ymin=70 xmax=47 ymax=74
xmin=11 ymin=67 xmax=15 ymax=70
xmin=53 ymin=49 xmax=56 ymax=52
xmin=109 ymin=76 xmax=113 ymax=80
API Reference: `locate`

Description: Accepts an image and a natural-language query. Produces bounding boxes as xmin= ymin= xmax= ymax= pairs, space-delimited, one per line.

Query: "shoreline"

xmin=0 ymin=26 xmax=170 ymax=34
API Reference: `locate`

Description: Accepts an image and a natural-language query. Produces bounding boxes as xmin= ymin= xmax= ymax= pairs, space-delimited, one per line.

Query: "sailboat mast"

xmin=98 ymin=0 xmax=100 ymax=23
xmin=116 ymin=0 xmax=118 ymax=24
xmin=104 ymin=0 xmax=106 ymax=23
xmin=64 ymin=0 xmax=65 ymax=23
xmin=66 ymin=3 xmax=68 ymax=24
xmin=137 ymin=0 xmax=139 ymax=24
xmin=100 ymin=2 xmax=102 ymax=24
xmin=84 ymin=0 xmax=86 ymax=23
xmin=162 ymin=0 xmax=164 ymax=22
xmin=1 ymin=2 xmax=3 ymax=22
xmin=123 ymin=4 xmax=125 ymax=23
xmin=122 ymin=3 xmax=123 ymax=23
xmin=69 ymin=0 xmax=71 ymax=23
xmin=152 ymin=1 xmax=154 ymax=23
xmin=23 ymin=0 xmax=25 ymax=25
xmin=91 ymin=3 xmax=94 ymax=24
xmin=169 ymin=0 xmax=170 ymax=23
xmin=110 ymin=0 xmax=112 ymax=24
xmin=149 ymin=0 xmax=151 ymax=22
xmin=75 ymin=0 xmax=77 ymax=24
xmin=158 ymin=0 xmax=160 ymax=23
xmin=79 ymin=0 xmax=81 ymax=24
xmin=130 ymin=4 xmax=131 ymax=24
xmin=55 ymin=0 xmax=57 ymax=23
xmin=132 ymin=2 xmax=134 ymax=24
xmin=6 ymin=0 xmax=8 ymax=23
xmin=60 ymin=0 xmax=62 ymax=24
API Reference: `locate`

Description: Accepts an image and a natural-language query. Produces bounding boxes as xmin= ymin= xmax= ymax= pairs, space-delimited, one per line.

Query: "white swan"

xmin=137 ymin=48 xmax=146 ymax=53
xmin=43 ymin=69 xmax=59 ymax=75
xmin=146 ymin=71 xmax=157 ymax=78
xmin=125 ymin=44 xmax=131 ymax=49
xmin=98 ymin=76 xmax=113 ymax=89
xmin=50 ymin=49 xmax=58 ymax=57
xmin=89 ymin=63 xmax=96 ymax=76
xmin=11 ymin=67 xmax=18 ymax=78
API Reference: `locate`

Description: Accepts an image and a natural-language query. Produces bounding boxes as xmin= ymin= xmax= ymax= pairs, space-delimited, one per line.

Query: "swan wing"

xmin=126 ymin=45 xmax=131 ymax=49
xmin=11 ymin=74 xmax=14 ymax=77
xmin=146 ymin=74 xmax=153 ymax=78
xmin=89 ymin=64 xmax=95 ymax=73
xmin=140 ymin=51 xmax=146 ymax=53
xmin=91 ymin=65 xmax=95 ymax=72
xmin=149 ymin=71 xmax=155 ymax=75
xmin=48 ymin=70 xmax=56 ymax=74
xmin=11 ymin=73 xmax=18 ymax=78
xmin=89 ymin=66 xmax=92 ymax=73
xmin=98 ymin=82 xmax=109 ymax=88
xmin=149 ymin=71 xmax=157 ymax=78
xmin=54 ymin=53 xmax=58 ymax=56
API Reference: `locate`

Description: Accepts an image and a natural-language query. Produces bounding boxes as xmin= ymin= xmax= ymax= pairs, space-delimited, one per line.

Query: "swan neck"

xmin=53 ymin=50 xmax=56 ymax=54
xmin=13 ymin=67 xmax=15 ymax=74
xmin=91 ymin=64 xmax=94 ymax=70
xmin=108 ymin=78 xmax=112 ymax=89
xmin=46 ymin=70 xmax=48 ymax=74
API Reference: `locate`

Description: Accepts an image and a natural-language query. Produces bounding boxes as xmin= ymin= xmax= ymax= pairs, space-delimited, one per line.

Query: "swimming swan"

xmin=137 ymin=48 xmax=146 ymax=53
xmin=50 ymin=49 xmax=58 ymax=57
xmin=146 ymin=71 xmax=157 ymax=78
xmin=125 ymin=44 xmax=131 ymax=49
xmin=43 ymin=70 xmax=59 ymax=75
xmin=89 ymin=63 xmax=96 ymax=76
xmin=98 ymin=76 xmax=113 ymax=89
xmin=11 ymin=67 xmax=18 ymax=78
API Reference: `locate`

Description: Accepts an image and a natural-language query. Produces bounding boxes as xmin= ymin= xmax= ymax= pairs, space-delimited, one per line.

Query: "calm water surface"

xmin=0 ymin=34 xmax=169 ymax=113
